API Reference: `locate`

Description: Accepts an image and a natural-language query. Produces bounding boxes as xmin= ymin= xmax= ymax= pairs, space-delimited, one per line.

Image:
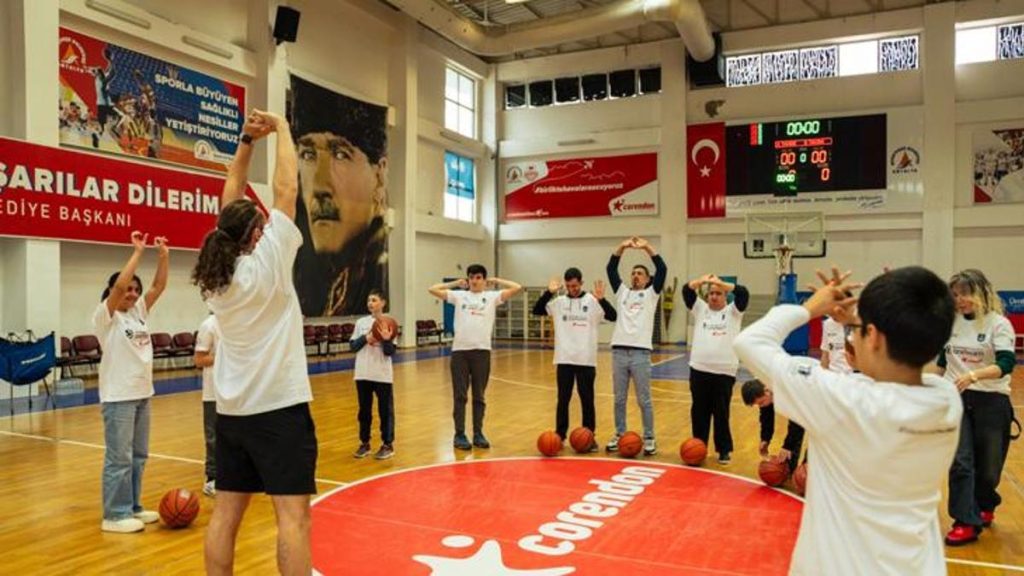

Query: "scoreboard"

xmin=726 ymin=114 xmax=887 ymax=196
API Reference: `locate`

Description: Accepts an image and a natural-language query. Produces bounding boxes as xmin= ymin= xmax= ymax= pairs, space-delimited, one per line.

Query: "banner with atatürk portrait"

xmin=288 ymin=75 xmax=389 ymax=317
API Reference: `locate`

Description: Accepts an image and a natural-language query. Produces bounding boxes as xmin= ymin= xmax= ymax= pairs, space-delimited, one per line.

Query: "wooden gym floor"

xmin=1 ymin=343 xmax=1021 ymax=575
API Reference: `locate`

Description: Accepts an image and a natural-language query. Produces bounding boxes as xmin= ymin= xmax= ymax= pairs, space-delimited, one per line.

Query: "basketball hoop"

xmin=774 ymin=245 xmax=794 ymax=276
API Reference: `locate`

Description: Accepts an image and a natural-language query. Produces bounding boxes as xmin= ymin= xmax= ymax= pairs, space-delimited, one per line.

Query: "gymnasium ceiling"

xmin=436 ymin=0 xmax=932 ymax=60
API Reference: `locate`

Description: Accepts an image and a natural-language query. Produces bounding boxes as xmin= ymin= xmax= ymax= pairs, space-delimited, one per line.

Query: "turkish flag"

xmin=687 ymin=123 xmax=726 ymax=218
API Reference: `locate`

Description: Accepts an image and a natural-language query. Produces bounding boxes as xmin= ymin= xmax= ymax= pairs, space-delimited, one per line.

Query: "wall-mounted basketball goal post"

xmin=743 ymin=212 xmax=827 ymax=353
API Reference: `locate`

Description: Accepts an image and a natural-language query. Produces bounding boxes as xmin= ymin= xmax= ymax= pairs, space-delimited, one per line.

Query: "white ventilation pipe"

xmin=390 ymin=0 xmax=715 ymax=61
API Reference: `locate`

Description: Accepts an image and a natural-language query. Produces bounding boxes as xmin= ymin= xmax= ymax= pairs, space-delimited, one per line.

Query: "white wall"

xmin=494 ymin=1 xmax=1024 ymax=348
xmin=414 ymin=233 xmax=489 ymax=324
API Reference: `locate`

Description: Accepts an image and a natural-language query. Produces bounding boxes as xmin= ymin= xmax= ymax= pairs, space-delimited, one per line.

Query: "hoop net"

xmin=774 ymin=245 xmax=794 ymax=276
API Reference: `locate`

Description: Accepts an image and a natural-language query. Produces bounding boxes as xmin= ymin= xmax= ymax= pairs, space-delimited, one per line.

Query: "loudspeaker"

xmin=687 ymin=33 xmax=724 ymax=87
xmin=273 ymin=6 xmax=301 ymax=45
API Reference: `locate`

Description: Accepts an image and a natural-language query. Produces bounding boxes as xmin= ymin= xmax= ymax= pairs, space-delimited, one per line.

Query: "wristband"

xmin=240 ymin=133 xmax=253 ymax=145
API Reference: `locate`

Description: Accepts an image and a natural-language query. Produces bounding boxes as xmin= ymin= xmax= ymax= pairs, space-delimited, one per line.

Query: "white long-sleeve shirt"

xmin=734 ymin=305 xmax=962 ymax=576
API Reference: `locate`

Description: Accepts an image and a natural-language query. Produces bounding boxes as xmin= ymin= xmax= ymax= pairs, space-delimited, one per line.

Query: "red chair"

xmin=416 ymin=319 xmax=443 ymax=345
xmin=171 ymin=332 xmax=197 ymax=367
xmin=70 ymin=335 xmax=102 ymax=373
xmin=303 ymin=325 xmax=319 ymax=356
xmin=56 ymin=336 xmax=89 ymax=377
xmin=313 ymin=325 xmax=328 ymax=356
xmin=340 ymin=323 xmax=356 ymax=343
xmin=326 ymin=324 xmax=346 ymax=354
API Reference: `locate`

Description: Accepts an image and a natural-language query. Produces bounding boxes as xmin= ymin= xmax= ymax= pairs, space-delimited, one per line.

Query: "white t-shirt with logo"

xmin=611 ymin=285 xmax=659 ymax=350
xmin=447 ymin=290 xmax=504 ymax=352
xmin=93 ymin=299 xmax=154 ymax=403
xmin=688 ymin=297 xmax=744 ymax=376
xmin=547 ymin=293 xmax=606 ymax=367
xmin=194 ymin=315 xmax=219 ymax=402
xmin=353 ymin=315 xmax=394 ymax=383
xmin=821 ymin=317 xmax=853 ymax=375
xmin=943 ymin=312 xmax=1015 ymax=395
xmin=735 ymin=305 xmax=962 ymax=576
xmin=207 ymin=209 xmax=313 ymax=416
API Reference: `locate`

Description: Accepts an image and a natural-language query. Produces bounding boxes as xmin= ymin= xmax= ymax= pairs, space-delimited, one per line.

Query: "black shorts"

xmin=216 ymin=402 xmax=318 ymax=495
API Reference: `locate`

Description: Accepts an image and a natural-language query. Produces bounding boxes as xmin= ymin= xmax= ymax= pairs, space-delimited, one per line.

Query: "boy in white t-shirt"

xmin=429 ymin=265 xmax=523 ymax=450
xmin=734 ymin=266 xmax=961 ymax=575
xmin=605 ymin=237 xmax=667 ymax=456
xmin=350 ymin=289 xmax=398 ymax=460
xmin=938 ymin=269 xmax=1018 ymax=546
xmin=532 ymin=267 xmax=617 ymax=448
xmin=683 ymin=273 xmax=749 ymax=464
xmin=93 ymin=231 xmax=169 ymax=534
xmin=193 ymin=313 xmax=219 ymax=497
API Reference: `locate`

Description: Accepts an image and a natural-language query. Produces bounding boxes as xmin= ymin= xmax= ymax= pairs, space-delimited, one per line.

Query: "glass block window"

xmin=879 ymin=36 xmax=919 ymax=72
xmin=762 ymin=49 xmax=800 ymax=84
xmin=726 ymin=54 xmax=762 ymax=87
xmin=997 ymin=23 xmax=1024 ymax=60
xmin=799 ymin=46 xmax=838 ymax=80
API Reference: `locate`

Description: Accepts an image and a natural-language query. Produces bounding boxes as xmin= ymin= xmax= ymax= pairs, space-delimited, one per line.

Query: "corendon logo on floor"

xmin=311 ymin=458 xmax=801 ymax=575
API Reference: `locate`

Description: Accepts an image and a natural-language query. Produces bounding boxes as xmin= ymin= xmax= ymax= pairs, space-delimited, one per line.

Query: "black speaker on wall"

xmin=273 ymin=6 xmax=301 ymax=45
xmin=687 ymin=33 xmax=724 ymax=87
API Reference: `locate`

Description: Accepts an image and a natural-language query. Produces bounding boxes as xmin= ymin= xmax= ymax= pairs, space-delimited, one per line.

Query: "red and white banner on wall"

xmin=0 ymin=136 xmax=261 ymax=249
xmin=504 ymin=152 xmax=658 ymax=220
xmin=686 ymin=122 xmax=726 ymax=219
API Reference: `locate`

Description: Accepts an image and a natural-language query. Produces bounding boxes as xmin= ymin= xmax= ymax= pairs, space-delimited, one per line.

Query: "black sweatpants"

xmin=555 ymin=364 xmax=596 ymax=439
xmin=450 ymin=350 xmax=491 ymax=436
xmin=690 ymin=367 xmax=736 ymax=456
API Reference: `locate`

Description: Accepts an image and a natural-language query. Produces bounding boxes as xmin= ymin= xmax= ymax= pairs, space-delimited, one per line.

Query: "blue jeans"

xmin=611 ymin=348 xmax=654 ymax=439
xmin=102 ymin=399 xmax=151 ymax=520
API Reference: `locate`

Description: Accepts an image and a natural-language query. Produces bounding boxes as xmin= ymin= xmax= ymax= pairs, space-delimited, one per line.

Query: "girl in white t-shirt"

xmin=193 ymin=313 xmax=219 ymax=496
xmin=940 ymin=269 xmax=1018 ymax=546
xmin=93 ymin=231 xmax=168 ymax=534
xmin=350 ymin=289 xmax=397 ymax=460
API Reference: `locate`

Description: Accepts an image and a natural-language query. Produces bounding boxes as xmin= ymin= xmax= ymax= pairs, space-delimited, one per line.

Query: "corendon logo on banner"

xmin=504 ymin=153 xmax=658 ymax=220
xmin=311 ymin=458 xmax=801 ymax=575
xmin=0 ymin=136 xmax=262 ymax=249
xmin=687 ymin=123 xmax=726 ymax=219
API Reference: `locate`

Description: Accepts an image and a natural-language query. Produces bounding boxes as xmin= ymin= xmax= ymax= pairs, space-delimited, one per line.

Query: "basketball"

xmin=617 ymin=431 xmax=643 ymax=458
xmin=159 ymin=488 xmax=200 ymax=528
xmin=793 ymin=462 xmax=808 ymax=496
xmin=569 ymin=427 xmax=595 ymax=454
xmin=679 ymin=437 xmax=708 ymax=466
xmin=537 ymin=430 xmax=563 ymax=457
xmin=758 ymin=458 xmax=789 ymax=487
xmin=371 ymin=315 xmax=399 ymax=341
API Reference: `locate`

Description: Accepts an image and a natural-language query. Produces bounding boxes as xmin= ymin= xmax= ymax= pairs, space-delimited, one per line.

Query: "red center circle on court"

xmin=312 ymin=458 xmax=802 ymax=575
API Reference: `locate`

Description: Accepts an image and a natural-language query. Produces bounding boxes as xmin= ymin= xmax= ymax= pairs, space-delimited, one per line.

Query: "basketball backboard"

xmin=743 ymin=212 xmax=826 ymax=260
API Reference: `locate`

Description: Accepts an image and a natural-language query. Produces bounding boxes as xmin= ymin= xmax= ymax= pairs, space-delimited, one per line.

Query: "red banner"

xmin=504 ymin=153 xmax=658 ymax=220
xmin=687 ymin=123 xmax=726 ymax=219
xmin=0 ymin=136 xmax=261 ymax=249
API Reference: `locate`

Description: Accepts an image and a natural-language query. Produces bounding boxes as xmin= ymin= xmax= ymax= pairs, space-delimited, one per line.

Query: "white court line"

xmin=0 ymin=429 xmax=347 ymax=486
xmin=946 ymin=558 xmax=1024 ymax=572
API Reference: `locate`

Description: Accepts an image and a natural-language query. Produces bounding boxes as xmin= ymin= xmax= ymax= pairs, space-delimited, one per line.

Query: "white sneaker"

xmin=134 ymin=510 xmax=160 ymax=524
xmin=203 ymin=480 xmax=216 ymax=497
xmin=101 ymin=517 xmax=145 ymax=533
xmin=643 ymin=438 xmax=658 ymax=456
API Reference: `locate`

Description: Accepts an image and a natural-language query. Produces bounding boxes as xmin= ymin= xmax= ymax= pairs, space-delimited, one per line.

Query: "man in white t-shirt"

xmin=605 ymin=237 xmax=667 ymax=456
xmin=429 ymin=265 xmax=523 ymax=450
xmin=193 ymin=110 xmax=316 ymax=576
xmin=820 ymin=316 xmax=854 ymax=374
xmin=193 ymin=313 xmax=219 ymax=497
xmin=683 ymin=273 xmax=749 ymax=464
xmin=532 ymin=267 xmax=617 ymax=448
xmin=734 ymin=266 xmax=961 ymax=575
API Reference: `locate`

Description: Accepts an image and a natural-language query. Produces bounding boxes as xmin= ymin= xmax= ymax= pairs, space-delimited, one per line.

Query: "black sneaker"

xmin=453 ymin=433 xmax=472 ymax=450
xmin=718 ymin=452 xmax=731 ymax=465
xmin=353 ymin=443 xmax=372 ymax=459
xmin=587 ymin=440 xmax=600 ymax=453
xmin=375 ymin=444 xmax=395 ymax=460
xmin=473 ymin=433 xmax=491 ymax=449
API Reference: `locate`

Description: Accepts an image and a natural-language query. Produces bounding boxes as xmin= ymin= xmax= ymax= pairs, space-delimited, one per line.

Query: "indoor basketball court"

xmin=2 ymin=0 xmax=1024 ymax=574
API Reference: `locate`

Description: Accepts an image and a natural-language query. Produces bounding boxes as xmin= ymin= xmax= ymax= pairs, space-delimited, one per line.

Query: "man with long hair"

xmin=192 ymin=109 xmax=316 ymax=576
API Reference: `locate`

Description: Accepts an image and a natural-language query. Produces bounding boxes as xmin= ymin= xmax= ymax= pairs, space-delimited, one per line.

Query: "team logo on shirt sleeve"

xmin=977 ymin=334 xmax=986 ymax=343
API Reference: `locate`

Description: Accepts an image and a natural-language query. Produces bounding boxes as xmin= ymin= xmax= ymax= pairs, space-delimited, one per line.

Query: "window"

xmin=444 ymin=152 xmax=475 ymax=222
xmin=956 ymin=23 xmax=1024 ymax=64
xmin=505 ymin=84 xmax=527 ymax=109
xmin=638 ymin=67 xmax=662 ymax=94
xmin=838 ymin=40 xmax=878 ymax=76
xmin=554 ymin=77 xmax=580 ymax=104
xmin=581 ymin=74 xmax=608 ymax=101
xmin=609 ymin=69 xmax=637 ymax=98
xmin=445 ymin=67 xmax=476 ymax=138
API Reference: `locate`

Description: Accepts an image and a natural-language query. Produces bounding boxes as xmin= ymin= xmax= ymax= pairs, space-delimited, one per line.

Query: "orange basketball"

xmin=793 ymin=463 xmax=808 ymax=496
xmin=537 ymin=430 xmax=563 ymax=457
xmin=758 ymin=458 xmax=789 ymax=487
xmin=617 ymin=431 xmax=643 ymax=458
xmin=569 ymin=427 xmax=595 ymax=454
xmin=372 ymin=315 xmax=399 ymax=341
xmin=679 ymin=437 xmax=708 ymax=466
xmin=159 ymin=488 xmax=200 ymax=528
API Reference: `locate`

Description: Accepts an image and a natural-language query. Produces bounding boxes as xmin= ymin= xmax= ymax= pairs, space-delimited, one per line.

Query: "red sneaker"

xmin=980 ymin=510 xmax=994 ymax=527
xmin=945 ymin=524 xmax=980 ymax=546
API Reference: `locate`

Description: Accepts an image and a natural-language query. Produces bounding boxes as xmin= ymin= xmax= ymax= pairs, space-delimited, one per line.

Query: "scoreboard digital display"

xmin=726 ymin=114 xmax=887 ymax=196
